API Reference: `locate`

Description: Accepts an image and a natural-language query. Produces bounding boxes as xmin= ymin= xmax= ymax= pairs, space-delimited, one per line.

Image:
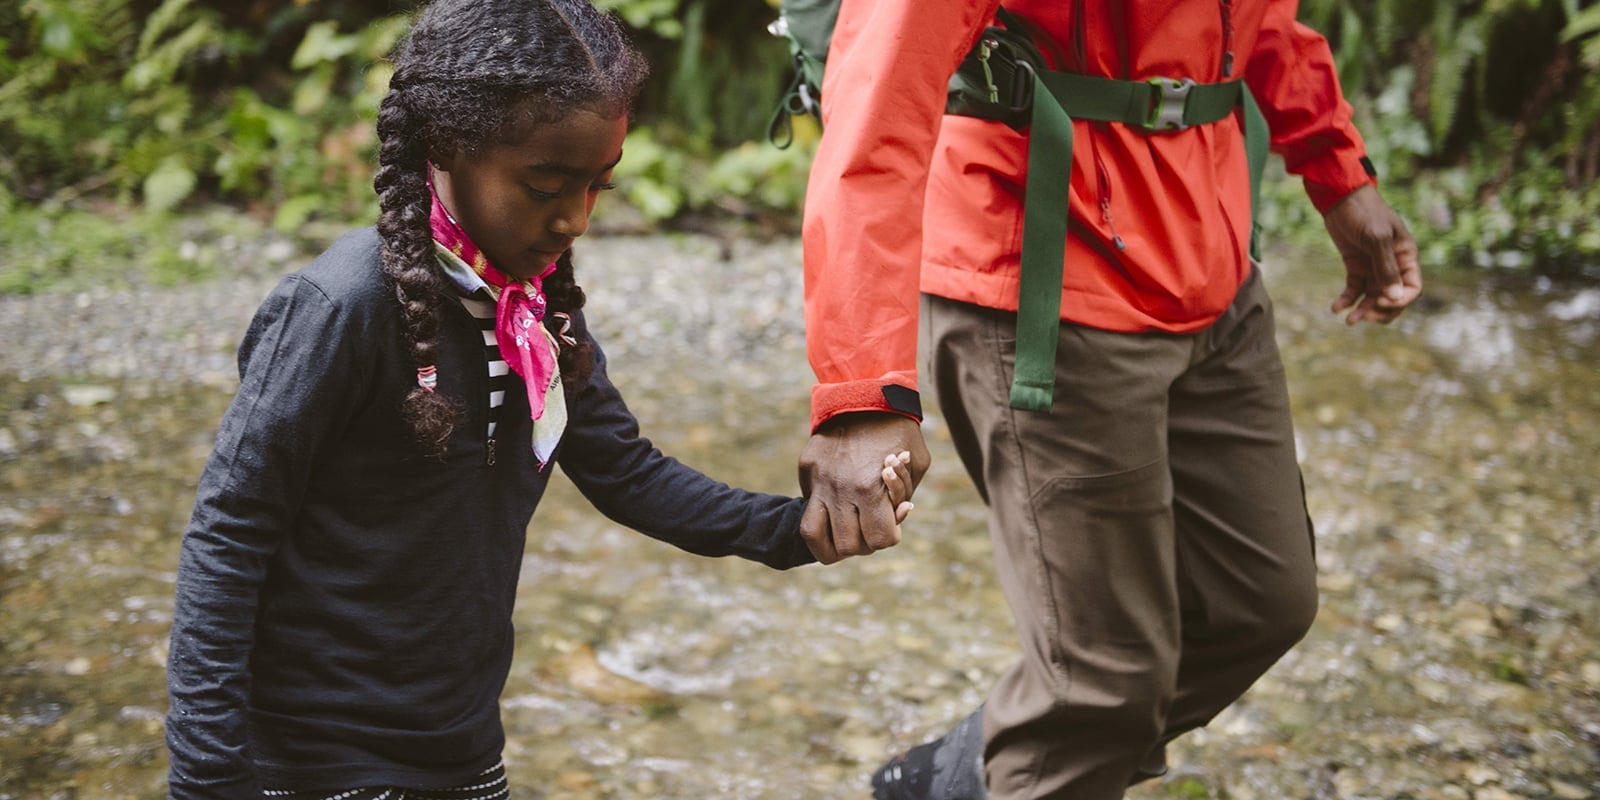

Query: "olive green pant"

xmin=921 ymin=269 xmax=1319 ymax=799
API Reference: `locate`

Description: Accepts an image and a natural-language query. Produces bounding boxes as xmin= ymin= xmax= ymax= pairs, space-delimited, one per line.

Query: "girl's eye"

xmin=526 ymin=186 xmax=562 ymax=201
xmin=590 ymin=182 xmax=616 ymax=193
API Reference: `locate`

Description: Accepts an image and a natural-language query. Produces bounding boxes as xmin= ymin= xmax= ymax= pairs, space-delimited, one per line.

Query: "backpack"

xmin=767 ymin=2 xmax=1268 ymax=414
xmin=767 ymin=3 xmax=1044 ymax=148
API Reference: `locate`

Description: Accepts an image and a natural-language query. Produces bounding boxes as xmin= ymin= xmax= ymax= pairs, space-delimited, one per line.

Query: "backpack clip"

xmin=1144 ymin=77 xmax=1197 ymax=132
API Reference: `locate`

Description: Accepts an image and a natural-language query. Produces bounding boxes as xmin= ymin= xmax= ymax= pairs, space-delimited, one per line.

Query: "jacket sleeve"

xmin=556 ymin=320 xmax=814 ymax=570
xmin=801 ymin=0 xmax=1001 ymax=431
xmin=1246 ymin=0 xmax=1378 ymax=212
xmin=165 ymin=275 xmax=361 ymax=800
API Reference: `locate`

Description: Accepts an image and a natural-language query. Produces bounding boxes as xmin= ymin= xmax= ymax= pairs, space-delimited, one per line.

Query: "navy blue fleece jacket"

xmin=164 ymin=228 xmax=812 ymax=798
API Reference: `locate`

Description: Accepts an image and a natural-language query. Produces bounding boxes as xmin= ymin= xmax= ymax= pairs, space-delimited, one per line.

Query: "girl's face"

xmin=433 ymin=107 xmax=628 ymax=282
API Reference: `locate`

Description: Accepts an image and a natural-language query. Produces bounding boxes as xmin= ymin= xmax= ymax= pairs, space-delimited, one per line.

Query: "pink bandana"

xmin=428 ymin=181 xmax=561 ymax=422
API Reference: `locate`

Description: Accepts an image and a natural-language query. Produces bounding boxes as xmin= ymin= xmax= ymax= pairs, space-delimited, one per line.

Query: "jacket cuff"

xmin=1304 ymin=152 xmax=1380 ymax=213
xmin=810 ymin=379 xmax=923 ymax=433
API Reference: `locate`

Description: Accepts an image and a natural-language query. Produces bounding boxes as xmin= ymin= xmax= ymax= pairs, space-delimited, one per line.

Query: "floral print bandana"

xmin=429 ymin=174 xmax=568 ymax=467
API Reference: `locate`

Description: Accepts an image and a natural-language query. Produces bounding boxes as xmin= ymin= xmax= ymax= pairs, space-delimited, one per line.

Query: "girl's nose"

xmin=548 ymin=197 xmax=590 ymax=239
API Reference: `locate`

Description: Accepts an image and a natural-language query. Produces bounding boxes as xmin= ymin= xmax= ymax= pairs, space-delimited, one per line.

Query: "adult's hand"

xmin=798 ymin=412 xmax=931 ymax=564
xmin=1322 ymin=184 xmax=1423 ymax=325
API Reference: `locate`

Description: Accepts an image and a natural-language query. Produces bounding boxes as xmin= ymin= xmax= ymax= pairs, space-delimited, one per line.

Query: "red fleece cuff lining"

xmin=810 ymin=382 xmax=922 ymax=432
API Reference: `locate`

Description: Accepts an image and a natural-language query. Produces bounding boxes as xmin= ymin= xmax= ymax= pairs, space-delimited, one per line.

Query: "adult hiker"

xmin=791 ymin=1 xmax=1423 ymax=797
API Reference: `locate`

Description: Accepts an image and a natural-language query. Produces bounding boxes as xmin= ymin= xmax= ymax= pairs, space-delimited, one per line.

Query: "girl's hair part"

xmin=374 ymin=0 xmax=647 ymax=456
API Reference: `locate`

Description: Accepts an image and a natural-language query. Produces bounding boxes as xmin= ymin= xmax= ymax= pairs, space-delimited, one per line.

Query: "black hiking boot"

xmin=869 ymin=707 xmax=987 ymax=800
xmin=870 ymin=707 xmax=1171 ymax=797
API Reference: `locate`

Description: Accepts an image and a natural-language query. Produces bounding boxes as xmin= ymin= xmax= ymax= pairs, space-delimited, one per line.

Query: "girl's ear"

xmin=429 ymin=146 xmax=459 ymax=173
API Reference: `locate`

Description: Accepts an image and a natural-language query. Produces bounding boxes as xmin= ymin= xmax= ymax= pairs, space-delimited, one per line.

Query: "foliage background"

xmin=1 ymin=0 xmax=1597 ymax=292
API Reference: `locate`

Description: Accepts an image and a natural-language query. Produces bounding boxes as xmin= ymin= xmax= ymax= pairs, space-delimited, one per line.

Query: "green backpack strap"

xmin=1241 ymin=84 xmax=1268 ymax=263
xmin=1008 ymin=66 xmax=1075 ymax=412
xmin=1007 ymin=74 xmax=1270 ymax=412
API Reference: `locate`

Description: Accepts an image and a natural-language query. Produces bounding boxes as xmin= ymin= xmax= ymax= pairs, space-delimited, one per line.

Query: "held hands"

xmin=883 ymin=450 xmax=916 ymax=525
xmin=799 ymin=413 xmax=932 ymax=564
xmin=1322 ymin=184 xmax=1423 ymax=325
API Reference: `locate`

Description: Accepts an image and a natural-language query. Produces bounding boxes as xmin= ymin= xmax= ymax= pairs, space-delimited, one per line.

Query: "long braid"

xmin=375 ymin=88 xmax=458 ymax=455
xmin=543 ymin=250 xmax=595 ymax=388
xmin=375 ymin=0 xmax=647 ymax=453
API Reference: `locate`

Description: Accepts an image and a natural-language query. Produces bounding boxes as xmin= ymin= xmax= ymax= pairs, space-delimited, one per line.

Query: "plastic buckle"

xmin=1010 ymin=60 xmax=1037 ymax=117
xmin=1145 ymin=77 xmax=1196 ymax=132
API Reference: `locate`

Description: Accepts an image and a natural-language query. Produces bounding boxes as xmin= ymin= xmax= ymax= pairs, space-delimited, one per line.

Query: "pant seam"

xmin=987 ymin=306 xmax=1072 ymax=794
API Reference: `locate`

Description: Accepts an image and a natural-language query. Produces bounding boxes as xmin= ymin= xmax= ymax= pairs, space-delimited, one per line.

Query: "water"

xmin=2 ymin=240 xmax=1596 ymax=799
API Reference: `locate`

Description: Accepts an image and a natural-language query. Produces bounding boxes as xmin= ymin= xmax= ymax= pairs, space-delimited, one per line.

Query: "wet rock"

xmin=1572 ymin=661 xmax=1600 ymax=689
xmin=61 ymin=385 xmax=115 ymax=407
xmin=1465 ymin=764 xmax=1502 ymax=786
xmin=1472 ymin=789 xmax=1520 ymax=800
xmin=542 ymin=644 xmax=669 ymax=707
xmin=1548 ymin=779 xmax=1592 ymax=800
xmin=556 ymin=770 xmax=598 ymax=790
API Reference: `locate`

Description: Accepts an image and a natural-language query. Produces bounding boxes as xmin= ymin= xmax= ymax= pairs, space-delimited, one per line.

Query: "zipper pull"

xmin=980 ymin=39 xmax=1000 ymax=104
xmin=485 ymin=437 xmax=497 ymax=467
xmin=1102 ymin=198 xmax=1128 ymax=252
xmin=1094 ymin=152 xmax=1128 ymax=251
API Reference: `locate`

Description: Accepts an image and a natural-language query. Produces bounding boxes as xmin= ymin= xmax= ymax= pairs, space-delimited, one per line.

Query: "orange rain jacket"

xmin=802 ymin=0 xmax=1377 ymax=430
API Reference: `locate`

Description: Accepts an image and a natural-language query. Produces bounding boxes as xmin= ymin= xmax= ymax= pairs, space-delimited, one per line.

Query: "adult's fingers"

xmin=1367 ymin=222 xmax=1403 ymax=297
xmin=1331 ymin=264 xmax=1365 ymax=317
xmin=799 ymin=495 xmax=840 ymax=564
xmin=853 ymin=490 xmax=902 ymax=551
xmin=1373 ymin=221 xmax=1422 ymax=313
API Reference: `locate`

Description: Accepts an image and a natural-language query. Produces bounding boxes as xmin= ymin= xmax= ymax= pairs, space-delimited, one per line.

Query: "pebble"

xmin=1548 ymin=781 xmax=1592 ymax=800
xmin=1582 ymin=661 xmax=1600 ymax=688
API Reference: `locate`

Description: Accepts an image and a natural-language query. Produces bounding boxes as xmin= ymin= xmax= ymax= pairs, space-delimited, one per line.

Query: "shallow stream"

xmin=1 ymin=236 xmax=1595 ymax=799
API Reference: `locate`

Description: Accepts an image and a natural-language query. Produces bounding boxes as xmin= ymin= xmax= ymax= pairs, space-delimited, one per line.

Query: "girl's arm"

xmin=166 ymin=272 xmax=360 ymax=799
xmin=555 ymin=316 xmax=815 ymax=569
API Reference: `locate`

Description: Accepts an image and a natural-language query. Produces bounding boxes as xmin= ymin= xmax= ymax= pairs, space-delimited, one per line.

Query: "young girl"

xmin=163 ymin=1 xmax=912 ymax=797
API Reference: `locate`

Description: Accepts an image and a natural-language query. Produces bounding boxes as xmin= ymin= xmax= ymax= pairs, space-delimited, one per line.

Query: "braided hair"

xmin=373 ymin=0 xmax=647 ymax=455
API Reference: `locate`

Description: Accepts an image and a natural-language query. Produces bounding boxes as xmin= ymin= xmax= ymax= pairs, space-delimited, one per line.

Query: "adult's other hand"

xmin=1323 ymin=184 xmax=1423 ymax=325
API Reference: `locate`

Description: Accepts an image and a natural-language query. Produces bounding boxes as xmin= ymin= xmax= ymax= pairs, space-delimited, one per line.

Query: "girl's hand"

xmin=882 ymin=450 xmax=915 ymax=526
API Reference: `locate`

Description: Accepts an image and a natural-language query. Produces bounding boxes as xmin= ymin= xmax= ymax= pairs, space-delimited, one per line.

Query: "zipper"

xmin=1091 ymin=132 xmax=1127 ymax=252
xmin=1074 ymin=0 xmax=1128 ymax=254
xmin=1220 ymin=0 xmax=1236 ymax=77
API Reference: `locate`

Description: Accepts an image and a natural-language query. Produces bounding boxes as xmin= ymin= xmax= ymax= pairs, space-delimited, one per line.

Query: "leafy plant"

xmin=0 ymin=202 xmax=277 ymax=294
xmin=1292 ymin=0 xmax=1600 ymax=272
xmin=2 ymin=0 xmax=1596 ymax=274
